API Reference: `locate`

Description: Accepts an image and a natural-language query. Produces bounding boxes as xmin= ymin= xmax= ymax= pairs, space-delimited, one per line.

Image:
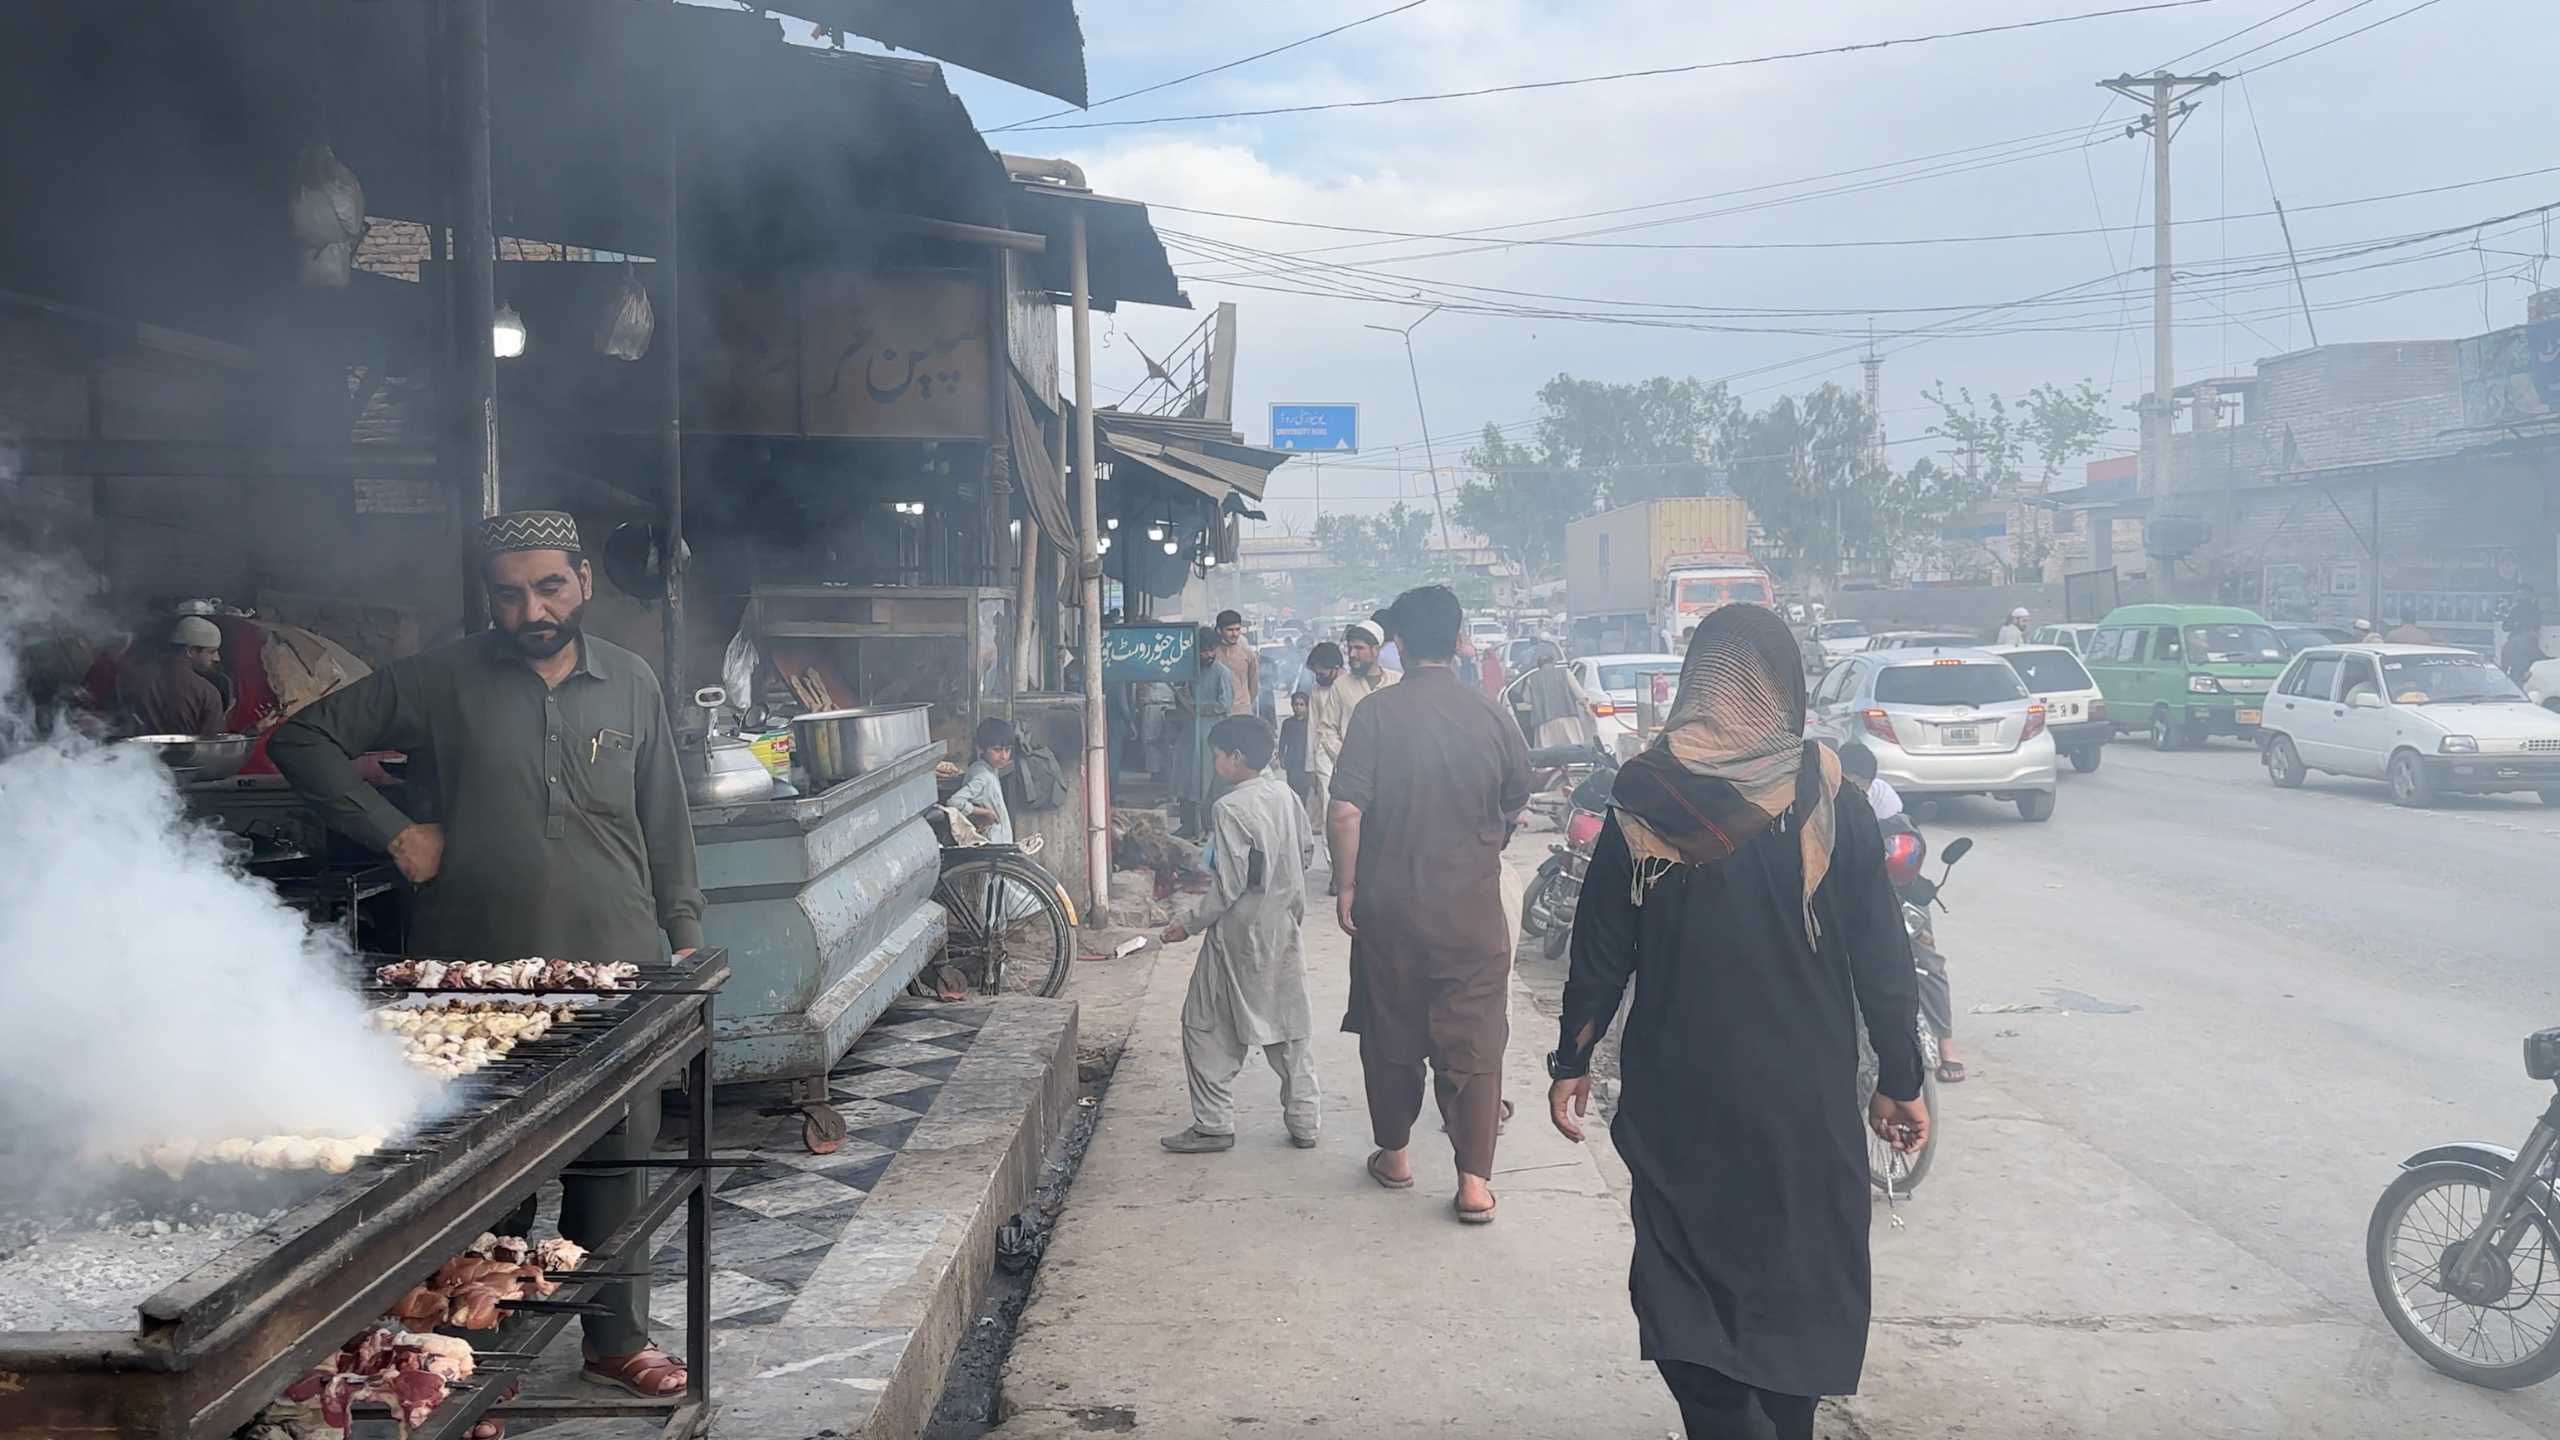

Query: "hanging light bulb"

xmin=1097 ymin=535 xmax=1113 ymax=553
xmin=1201 ymin=550 xmax=1219 ymax=569
xmin=491 ymin=303 xmax=528 ymax=359
xmin=1105 ymin=516 xmax=1121 ymax=531
xmin=1161 ymin=538 xmax=1180 ymax=556
xmin=1145 ymin=521 xmax=1166 ymax=543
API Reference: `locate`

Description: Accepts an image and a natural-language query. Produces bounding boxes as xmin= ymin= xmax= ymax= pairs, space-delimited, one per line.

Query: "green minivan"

xmin=2085 ymin=603 xmax=2290 ymax=750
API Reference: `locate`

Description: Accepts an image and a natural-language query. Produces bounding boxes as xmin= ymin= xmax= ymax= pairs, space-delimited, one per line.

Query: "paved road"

xmin=1841 ymin=737 xmax=2560 ymax=1436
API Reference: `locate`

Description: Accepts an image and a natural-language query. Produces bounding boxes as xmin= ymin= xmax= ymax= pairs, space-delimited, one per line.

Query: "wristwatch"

xmin=1546 ymin=1047 xmax=1589 ymax=1081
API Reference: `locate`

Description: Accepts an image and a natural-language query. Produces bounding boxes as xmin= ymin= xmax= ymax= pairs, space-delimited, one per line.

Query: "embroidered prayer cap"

xmin=478 ymin=509 xmax=585 ymax=557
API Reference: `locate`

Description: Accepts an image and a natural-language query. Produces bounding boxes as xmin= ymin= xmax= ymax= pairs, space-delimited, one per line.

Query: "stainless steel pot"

xmin=123 ymin=733 xmax=254 ymax=782
xmin=793 ymin=705 xmax=931 ymax=788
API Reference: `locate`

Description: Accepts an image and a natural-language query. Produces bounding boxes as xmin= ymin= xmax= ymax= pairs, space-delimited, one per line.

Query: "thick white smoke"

xmin=0 ymin=487 xmax=439 ymax=1165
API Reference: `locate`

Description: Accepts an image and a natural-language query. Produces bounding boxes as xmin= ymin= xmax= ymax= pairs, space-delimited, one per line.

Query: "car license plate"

xmin=2236 ymin=708 xmax=2262 ymax=726
xmin=1943 ymin=726 xmax=1979 ymax=746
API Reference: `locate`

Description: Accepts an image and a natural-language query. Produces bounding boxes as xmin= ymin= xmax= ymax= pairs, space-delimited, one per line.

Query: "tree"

xmin=1720 ymin=383 xmax=1886 ymax=585
xmin=1310 ymin=502 xmax=1436 ymax=601
xmin=1527 ymin=374 xmax=1739 ymax=503
xmin=1924 ymin=378 xmax=2115 ymax=581
xmin=1451 ymin=424 xmax=1594 ymax=577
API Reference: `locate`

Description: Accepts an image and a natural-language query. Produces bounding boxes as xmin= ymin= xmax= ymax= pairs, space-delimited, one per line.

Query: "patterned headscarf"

xmin=1610 ymin=603 xmax=1838 ymax=941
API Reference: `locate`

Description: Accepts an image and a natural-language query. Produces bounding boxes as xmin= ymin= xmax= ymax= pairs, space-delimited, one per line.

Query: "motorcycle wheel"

xmin=1520 ymin=863 xmax=1563 ymax=938
xmin=2366 ymin=1161 xmax=2560 ymax=1389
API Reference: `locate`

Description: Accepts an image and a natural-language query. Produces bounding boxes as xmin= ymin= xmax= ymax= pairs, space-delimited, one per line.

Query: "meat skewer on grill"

xmin=374 ymin=957 xmax=640 ymax=992
xmin=386 ymin=1231 xmax=587 ymax=1333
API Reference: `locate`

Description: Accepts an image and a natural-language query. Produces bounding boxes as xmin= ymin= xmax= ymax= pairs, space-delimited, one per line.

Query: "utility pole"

xmin=1858 ymin=327 xmax=1884 ymax=472
xmin=2099 ymin=70 xmax=2219 ymax=506
xmin=1366 ymin=306 xmax=1454 ymax=560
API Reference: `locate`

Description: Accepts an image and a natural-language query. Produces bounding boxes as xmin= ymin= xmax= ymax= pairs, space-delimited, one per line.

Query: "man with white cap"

xmin=1997 ymin=606 xmax=2030 ymax=646
xmin=120 ymin=615 xmax=230 ymax=735
xmin=272 ymin=509 xmax=701 ymax=1407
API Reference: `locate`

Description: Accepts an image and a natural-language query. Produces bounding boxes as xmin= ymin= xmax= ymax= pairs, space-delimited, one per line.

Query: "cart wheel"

xmin=800 ymin=1100 xmax=848 ymax=1156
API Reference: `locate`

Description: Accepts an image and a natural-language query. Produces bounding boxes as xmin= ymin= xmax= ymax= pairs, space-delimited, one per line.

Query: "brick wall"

xmin=2144 ymin=340 xmax=2468 ymax=495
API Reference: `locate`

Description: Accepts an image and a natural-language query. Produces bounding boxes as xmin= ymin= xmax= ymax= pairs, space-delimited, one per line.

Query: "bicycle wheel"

xmin=936 ymin=854 xmax=1074 ymax=999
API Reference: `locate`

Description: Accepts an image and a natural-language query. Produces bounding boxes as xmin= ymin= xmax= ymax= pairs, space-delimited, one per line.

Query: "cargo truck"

xmin=1564 ymin=497 xmax=1772 ymax=654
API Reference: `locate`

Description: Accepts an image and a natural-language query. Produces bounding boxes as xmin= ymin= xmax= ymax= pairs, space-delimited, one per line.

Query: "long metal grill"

xmin=0 ymin=949 xmax=727 ymax=1440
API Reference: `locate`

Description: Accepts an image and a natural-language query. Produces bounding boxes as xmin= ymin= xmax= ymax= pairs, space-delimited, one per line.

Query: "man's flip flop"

xmin=1365 ymin=1150 xmax=1413 ymax=1190
xmin=1937 ymin=1060 xmax=1968 ymax=1084
xmin=1454 ymin=1191 xmax=1497 ymax=1225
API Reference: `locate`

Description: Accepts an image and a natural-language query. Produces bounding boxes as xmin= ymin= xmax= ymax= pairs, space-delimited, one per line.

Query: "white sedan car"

xmin=1505 ymin=652 xmax=1682 ymax=757
xmin=2259 ymin=645 xmax=2560 ymax=806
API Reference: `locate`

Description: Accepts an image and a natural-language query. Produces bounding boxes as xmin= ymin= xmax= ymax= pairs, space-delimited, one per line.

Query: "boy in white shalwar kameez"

xmin=1160 ymin=716 xmax=1321 ymax=1152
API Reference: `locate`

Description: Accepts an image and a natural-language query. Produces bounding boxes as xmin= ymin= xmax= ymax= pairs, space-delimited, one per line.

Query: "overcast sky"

xmin=906 ymin=0 xmax=2554 ymax=532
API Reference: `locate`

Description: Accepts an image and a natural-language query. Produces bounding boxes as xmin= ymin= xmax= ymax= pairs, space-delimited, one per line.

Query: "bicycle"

xmin=931 ymin=843 xmax=1077 ymax=999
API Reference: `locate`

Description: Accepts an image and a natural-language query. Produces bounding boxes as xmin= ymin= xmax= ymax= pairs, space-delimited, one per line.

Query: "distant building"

xmin=2117 ymin=304 xmax=2560 ymax=648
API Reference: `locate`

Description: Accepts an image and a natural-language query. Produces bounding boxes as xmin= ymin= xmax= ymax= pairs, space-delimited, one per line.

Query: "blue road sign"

xmin=1268 ymin=403 xmax=1359 ymax=453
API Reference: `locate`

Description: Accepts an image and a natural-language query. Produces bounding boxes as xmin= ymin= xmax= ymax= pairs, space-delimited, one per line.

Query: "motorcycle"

xmin=2365 ymin=1026 xmax=2560 ymax=1388
xmin=1518 ymin=742 xmax=1619 ymax=961
xmin=1863 ymin=826 xmax=1970 ymax=1197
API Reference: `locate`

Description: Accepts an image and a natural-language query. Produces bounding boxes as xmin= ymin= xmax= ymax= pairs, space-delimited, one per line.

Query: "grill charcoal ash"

xmin=0 ymin=1209 xmax=281 ymax=1331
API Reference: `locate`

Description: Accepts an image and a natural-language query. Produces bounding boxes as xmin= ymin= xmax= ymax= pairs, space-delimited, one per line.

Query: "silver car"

xmin=1809 ymin=647 xmax=2059 ymax=821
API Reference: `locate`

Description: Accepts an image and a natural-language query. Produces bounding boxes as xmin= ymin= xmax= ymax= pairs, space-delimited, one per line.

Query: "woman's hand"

xmin=1868 ymin=1092 xmax=1931 ymax=1153
xmin=1334 ymin=885 xmax=1356 ymax=936
xmin=1548 ymin=1076 xmax=1592 ymax=1142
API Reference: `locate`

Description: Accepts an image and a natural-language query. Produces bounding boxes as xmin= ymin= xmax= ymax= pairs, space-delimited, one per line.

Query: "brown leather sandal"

xmin=582 ymin=1345 xmax=688 ymax=1398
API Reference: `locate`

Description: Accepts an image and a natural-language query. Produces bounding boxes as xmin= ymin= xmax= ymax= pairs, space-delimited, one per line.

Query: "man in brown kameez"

xmin=1327 ymin=585 xmax=1531 ymax=1223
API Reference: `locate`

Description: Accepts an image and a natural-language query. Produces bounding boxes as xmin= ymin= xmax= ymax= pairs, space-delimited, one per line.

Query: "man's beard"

xmin=505 ymin=604 xmax=585 ymax=659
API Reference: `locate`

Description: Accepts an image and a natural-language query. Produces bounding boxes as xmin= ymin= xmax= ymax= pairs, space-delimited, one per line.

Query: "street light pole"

xmin=1366 ymin=306 xmax=1453 ymax=560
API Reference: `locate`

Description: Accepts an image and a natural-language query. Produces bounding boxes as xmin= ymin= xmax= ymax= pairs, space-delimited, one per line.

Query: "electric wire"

xmin=998 ymin=2 xmax=2230 ymax=132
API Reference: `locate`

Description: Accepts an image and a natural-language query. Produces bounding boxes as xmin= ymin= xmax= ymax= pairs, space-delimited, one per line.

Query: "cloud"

xmin=974 ymin=0 xmax=2559 ymax=525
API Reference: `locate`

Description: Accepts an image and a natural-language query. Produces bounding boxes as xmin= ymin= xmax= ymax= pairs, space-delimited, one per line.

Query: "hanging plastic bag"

xmin=721 ymin=624 xmax=759 ymax=727
xmin=289 ymin=142 xmax=368 ymax=288
xmin=594 ymin=261 xmax=656 ymax=360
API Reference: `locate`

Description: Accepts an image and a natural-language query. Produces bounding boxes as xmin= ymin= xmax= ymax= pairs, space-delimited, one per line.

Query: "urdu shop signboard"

xmin=1101 ymin=625 xmax=1197 ymax=683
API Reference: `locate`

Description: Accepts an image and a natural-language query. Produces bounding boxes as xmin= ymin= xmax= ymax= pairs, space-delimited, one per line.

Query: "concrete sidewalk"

xmin=986 ymin=864 xmax=1680 ymax=1437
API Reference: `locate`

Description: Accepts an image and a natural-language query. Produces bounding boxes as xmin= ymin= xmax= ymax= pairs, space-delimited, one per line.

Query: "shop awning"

xmin=1096 ymin=414 xmax=1290 ymax=503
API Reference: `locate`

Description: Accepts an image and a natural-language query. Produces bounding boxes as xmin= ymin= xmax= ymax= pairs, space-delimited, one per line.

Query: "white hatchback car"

xmin=1809 ymin=647 xmax=2059 ymax=820
xmin=2259 ymin=645 xmax=2560 ymax=806
xmin=1989 ymin=644 xmax=2110 ymax=773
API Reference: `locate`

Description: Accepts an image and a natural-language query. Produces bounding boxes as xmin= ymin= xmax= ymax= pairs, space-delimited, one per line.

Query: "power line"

xmin=1164 ymin=205 xmax=2551 ymax=330
xmin=2154 ymin=0 xmax=2329 ymax=67
xmin=2198 ymin=0 xmax=2384 ymax=66
xmin=2234 ymin=0 xmax=2449 ymax=72
xmin=998 ymin=1 xmax=2231 ymax=132
xmin=1177 ymin=132 xmax=2122 ymax=281
xmin=1158 ymin=122 xmax=2104 ymax=266
xmin=986 ymin=0 xmax=1435 ymax=133
xmin=1155 ymin=162 xmax=2560 ymax=257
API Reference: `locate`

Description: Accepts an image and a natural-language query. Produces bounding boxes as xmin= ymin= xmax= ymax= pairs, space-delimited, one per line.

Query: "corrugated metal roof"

xmin=1008 ymin=185 xmax=1190 ymax=312
xmin=784 ymin=0 xmax=1088 ymax=107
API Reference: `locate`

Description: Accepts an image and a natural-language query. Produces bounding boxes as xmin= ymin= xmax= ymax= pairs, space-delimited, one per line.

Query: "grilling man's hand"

xmin=388 ymin=823 xmax=445 ymax=886
xmin=1334 ymin=885 xmax=1356 ymax=937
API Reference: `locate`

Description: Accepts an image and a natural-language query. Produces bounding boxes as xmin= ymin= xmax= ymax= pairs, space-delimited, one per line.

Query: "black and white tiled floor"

xmin=646 ymin=999 xmax=989 ymax=1331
